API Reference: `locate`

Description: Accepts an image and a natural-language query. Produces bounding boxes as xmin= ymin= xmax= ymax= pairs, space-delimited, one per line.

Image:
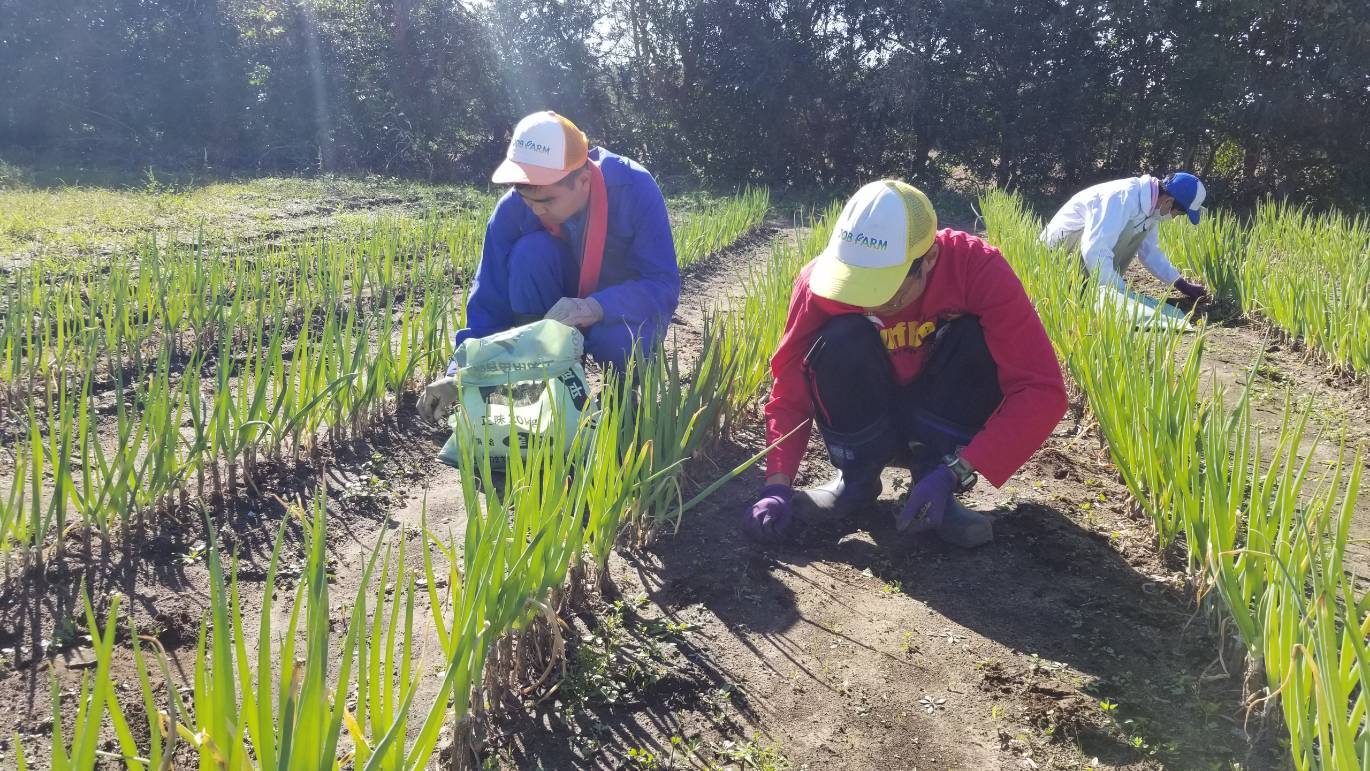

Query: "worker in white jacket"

xmin=1041 ymin=172 xmax=1209 ymax=301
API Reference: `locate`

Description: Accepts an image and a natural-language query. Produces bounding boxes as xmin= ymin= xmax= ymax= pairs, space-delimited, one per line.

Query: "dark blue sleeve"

xmin=589 ymin=172 xmax=679 ymax=326
xmin=449 ymin=195 xmax=524 ymax=374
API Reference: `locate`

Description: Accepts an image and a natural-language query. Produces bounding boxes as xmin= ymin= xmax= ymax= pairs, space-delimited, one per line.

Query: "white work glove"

xmin=545 ymin=297 xmax=604 ymax=328
xmin=417 ymin=376 xmax=460 ymax=423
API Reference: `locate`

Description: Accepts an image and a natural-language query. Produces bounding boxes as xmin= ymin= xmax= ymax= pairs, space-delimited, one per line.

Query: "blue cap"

xmin=1163 ymin=172 xmax=1206 ymax=225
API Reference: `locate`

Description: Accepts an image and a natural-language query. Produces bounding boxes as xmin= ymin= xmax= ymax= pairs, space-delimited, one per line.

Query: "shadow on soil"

xmin=596 ymin=433 xmax=1288 ymax=770
xmin=499 ymin=594 xmax=763 ymax=770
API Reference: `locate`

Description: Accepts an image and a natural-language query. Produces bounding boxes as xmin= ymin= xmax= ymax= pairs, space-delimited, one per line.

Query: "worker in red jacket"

xmin=744 ymin=181 xmax=1068 ymax=548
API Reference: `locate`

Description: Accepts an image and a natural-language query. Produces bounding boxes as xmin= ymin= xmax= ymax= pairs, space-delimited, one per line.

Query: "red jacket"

xmin=764 ymin=229 xmax=1067 ymax=487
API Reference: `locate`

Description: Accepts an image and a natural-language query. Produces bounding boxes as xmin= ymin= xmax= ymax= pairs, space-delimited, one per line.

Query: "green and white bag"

xmin=437 ymin=320 xmax=596 ymax=470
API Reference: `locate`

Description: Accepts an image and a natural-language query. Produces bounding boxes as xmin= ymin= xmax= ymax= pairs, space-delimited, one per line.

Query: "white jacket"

xmin=1040 ymin=175 xmax=1181 ymax=291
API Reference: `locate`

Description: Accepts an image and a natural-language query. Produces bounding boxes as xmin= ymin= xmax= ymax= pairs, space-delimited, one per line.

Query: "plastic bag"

xmin=437 ymin=320 xmax=597 ymax=470
xmin=1095 ymin=285 xmax=1194 ymax=332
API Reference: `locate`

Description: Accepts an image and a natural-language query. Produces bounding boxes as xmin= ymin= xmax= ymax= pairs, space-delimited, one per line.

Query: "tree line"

xmin=2 ymin=0 xmax=1367 ymax=207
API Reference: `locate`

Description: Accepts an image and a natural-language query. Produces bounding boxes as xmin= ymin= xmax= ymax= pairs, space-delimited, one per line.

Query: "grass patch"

xmin=0 ymin=173 xmax=493 ymax=259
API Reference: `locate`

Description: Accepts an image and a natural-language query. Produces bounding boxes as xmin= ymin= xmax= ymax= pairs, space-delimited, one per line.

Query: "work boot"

xmin=792 ymin=471 xmax=883 ymax=525
xmin=935 ymin=497 xmax=994 ymax=548
xmin=792 ymin=421 xmax=898 ymax=526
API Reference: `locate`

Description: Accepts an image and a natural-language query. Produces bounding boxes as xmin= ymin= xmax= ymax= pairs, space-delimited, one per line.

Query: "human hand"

xmin=742 ymin=484 xmax=794 ymax=542
xmin=417 ymin=376 xmax=460 ymax=422
xmin=1173 ymin=277 xmax=1208 ymax=301
xmin=545 ymin=297 xmax=604 ymax=328
xmin=895 ymin=465 xmax=957 ymax=532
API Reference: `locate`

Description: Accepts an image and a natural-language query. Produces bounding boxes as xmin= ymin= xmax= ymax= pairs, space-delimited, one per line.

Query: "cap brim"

xmin=491 ymin=159 xmax=570 ymax=186
xmin=1187 ymin=208 xmax=1201 ymax=225
xmin=808 ymin=246 xmax=913 ymax=307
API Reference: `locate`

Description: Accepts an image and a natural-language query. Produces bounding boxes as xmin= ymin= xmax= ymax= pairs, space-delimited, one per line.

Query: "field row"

xmin=1161 ymin=200 xmax=1370 ymax=380
xmin=987 ymin=191 xmax=1365 ymax=770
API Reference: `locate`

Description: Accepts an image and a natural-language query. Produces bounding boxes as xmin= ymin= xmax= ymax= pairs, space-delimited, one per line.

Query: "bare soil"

xmin=489 ymin=419 xmax=1286 ymax=770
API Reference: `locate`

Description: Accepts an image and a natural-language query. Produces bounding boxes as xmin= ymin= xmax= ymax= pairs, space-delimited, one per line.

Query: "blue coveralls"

xmin=450 ymin=147 xmax=681 ymax=372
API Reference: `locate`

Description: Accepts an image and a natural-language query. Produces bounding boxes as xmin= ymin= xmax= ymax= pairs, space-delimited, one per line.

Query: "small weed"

xmin=340 ymin=455 xmax=392 ymax=504
xmin=626 ymin=746 xmax=661 ymax=769
xmin=644 ymin=617 xmax=696 ymax=638
xmin=142 ymin=166 xmax=172 ymax=196
xmin=48 ymin=614 xmax=86 ymax=652
xmin=562 ymin=602 xmax=670 ymax=709
xmin=668 ymin=735 xmax=704 ymax=765
xmin=899 ymin=631 xmax=919 ymax=656
xmin=703 ymin=683 xmax=737 ymax=720
xmin=180 ymin=540 xmax=207 ymax=564
xmin=1115 ymin=716 xmax=1178 ymax=759
xmin=712 ymin=735 xmax=790 ymax=770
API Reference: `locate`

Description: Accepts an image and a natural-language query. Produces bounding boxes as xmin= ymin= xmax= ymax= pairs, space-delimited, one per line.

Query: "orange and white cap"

xmin=491 ymin=111 xmax=589 ymax=186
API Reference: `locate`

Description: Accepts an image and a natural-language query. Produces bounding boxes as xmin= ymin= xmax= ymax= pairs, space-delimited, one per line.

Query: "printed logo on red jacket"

xmin=879 ymin=319 xmax=937 ymax=352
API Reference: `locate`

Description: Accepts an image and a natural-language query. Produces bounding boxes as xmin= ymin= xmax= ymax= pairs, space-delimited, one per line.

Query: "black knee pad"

xmin=802 ymin=315 xmax=897 ymax=433
xmin=804 ymin=314 xmax=886 ymax=372
xmin=902 ymin=315 xmax=1003 ymax=439
xmin=930 ymin=315 xmax=989 ymax=357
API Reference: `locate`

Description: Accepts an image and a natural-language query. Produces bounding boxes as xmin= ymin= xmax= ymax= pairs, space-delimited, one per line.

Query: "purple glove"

xmin=1173 ymin=278 xmax=1208 ymax=301
xmin=895 ymin=465 xmax=957 ymax=532
xmin=743 ymin=484 xmax=794 ymax=542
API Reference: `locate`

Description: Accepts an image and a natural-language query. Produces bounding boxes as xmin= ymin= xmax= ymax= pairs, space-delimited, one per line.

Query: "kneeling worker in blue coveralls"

xmin=418 ymin=111 xmax=680 ymax=422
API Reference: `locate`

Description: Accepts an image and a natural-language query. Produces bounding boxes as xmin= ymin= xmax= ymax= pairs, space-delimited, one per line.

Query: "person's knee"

xmin=583 ymin=321 xmax=645 ymax=369
xmin=508 ymin=232 xmax=571 ymax=315
xmin=808 ymin=314 xmax=884 ymax=372
xmin=821 ymin=314 xmax=879 ymax=341
xmin=509 ymin=231 xmax=567 ymax=271
xmin=929 ymin=316 xmax=993 ymax=365
xmin=938 ymin=315 xmax=987 ymax=346
xmin=913 ymin=315 xmax=1002 ymax=429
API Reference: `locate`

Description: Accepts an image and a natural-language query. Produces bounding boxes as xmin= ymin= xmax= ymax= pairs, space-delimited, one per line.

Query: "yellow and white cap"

xmin=491 ymin=111 xmax=590 ymax=186
xmin=809 ymin=180 xmax=938 ymax=307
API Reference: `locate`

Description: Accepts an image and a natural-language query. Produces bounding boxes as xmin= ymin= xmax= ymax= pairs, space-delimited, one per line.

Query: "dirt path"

xmin=489 ymin=418 xmax=1284 ymax=769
